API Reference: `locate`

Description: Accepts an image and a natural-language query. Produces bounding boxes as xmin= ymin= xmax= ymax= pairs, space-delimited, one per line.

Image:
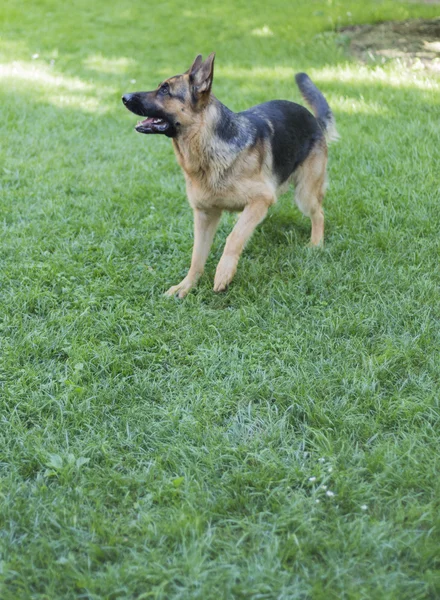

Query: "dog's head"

xmin=122 ymin=53 xmax=215 ymax=138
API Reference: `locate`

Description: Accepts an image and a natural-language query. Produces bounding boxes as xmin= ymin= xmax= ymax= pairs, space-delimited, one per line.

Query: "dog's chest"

xmin=172 ymin=144 xmax=244 ymax=210
xmin=172 ymin=137 xmax=269 ymax=212
xmin=184 ymin=171 xmax=247 ymax=212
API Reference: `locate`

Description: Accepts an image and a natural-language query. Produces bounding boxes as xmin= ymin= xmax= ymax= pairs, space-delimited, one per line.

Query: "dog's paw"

xmin=164 ymin=277 xmax=196 ymax=299
xmin=213 ymin=256 xmax=237 ymax=293
xmin=306 ymin=239 xmax=324 ymax=249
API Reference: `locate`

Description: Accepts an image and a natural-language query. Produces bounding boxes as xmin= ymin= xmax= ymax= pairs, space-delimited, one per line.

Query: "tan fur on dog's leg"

xmin=293 ymin=141 xmax=328 ymax=247
xmin=310 ymin=206 xmax=324 ymax=246
xmin=166 ymin=208 xmax=221 ymax=298
xmin=214 ymin=198 xmax=270 ymax=292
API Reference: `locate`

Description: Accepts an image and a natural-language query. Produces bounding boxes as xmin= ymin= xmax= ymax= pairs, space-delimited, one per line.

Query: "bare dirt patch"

xmin=340 ymin=17 xmax=440 ymax=72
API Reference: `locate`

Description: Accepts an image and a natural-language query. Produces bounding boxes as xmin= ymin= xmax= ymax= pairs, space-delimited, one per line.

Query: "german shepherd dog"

xmin=122 ymin=53 xmax=338 ymax=297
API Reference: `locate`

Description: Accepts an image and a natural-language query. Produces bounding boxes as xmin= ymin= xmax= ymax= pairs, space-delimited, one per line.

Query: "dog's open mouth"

xmin=135 ymin=117 xmax=170 ymax=134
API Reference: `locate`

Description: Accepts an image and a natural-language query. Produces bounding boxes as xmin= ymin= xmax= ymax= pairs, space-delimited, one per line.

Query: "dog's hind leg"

xmin=213 ymin=196 xmax=272 ymax=292
xmin=165 ymin=208 xmax=222 ymax=298
xmin=293 ymin=141 xmax=328 ymax=247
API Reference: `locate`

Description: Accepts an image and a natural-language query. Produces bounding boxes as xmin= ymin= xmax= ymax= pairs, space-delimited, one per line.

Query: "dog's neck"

xmin=172 ymin=97 xmax=243 ymax=184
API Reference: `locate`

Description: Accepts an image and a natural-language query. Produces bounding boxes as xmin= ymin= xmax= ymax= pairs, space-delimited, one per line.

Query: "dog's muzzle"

xmin=122 ymin=93 xmax=174 ymax=136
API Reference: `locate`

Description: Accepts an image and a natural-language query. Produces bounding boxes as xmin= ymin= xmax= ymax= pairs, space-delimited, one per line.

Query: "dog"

xmin=122 ymin=53 xmax=339 ymax=297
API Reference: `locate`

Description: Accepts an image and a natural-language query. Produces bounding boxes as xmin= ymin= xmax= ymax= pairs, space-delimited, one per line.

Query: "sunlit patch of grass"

xmin=1 ymin=0 xmax=440 ymax=599
xmin=315 ymin=63 xmax=440 ymax=90
xmin=0 ymin=60 xmax=92 ymax=89
xmin=1 ymin=60 xmax=117 ymax=112
xmin=251 ymin=25 xmax=274 ymax=37
xmin=83 ymin=54 xmax=137 ymax=74
xmin=331 ymin=95 xmax=388 ymax=115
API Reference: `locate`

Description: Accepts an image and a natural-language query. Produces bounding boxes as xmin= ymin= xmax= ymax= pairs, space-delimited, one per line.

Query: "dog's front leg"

xmin=165 ymin=208 xmax=222 ymax=298
xmin=214 ymin=198 xmax=270 ymax=292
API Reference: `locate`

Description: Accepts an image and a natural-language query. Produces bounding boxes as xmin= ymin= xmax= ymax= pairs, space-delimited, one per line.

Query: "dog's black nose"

xmin=122 ymin=94 xmax=133 ymax=105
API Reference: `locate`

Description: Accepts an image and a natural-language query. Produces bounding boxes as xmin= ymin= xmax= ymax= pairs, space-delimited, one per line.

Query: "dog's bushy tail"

xmin=295 ymin=72 xmax=339 ymax=143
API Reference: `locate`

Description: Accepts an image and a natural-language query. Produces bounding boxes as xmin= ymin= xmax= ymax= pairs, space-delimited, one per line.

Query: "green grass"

xmin=1 ymin=0 xmax=440 ymax=598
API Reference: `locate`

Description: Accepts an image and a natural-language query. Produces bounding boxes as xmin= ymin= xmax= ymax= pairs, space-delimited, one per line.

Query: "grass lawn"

xmin=1 ymin=0 xmax=440 ymax=598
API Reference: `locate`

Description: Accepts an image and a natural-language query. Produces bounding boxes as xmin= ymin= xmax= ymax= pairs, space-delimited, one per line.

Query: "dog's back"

xmin=206 ymin=74 xmax=338 ymax=191
xmin=242 ymin=100 xmax=324 ymax=186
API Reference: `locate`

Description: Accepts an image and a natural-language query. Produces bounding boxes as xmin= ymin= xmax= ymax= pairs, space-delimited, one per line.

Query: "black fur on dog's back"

xmin=243 ymin=101 xmax=323 ymax=185
xmin=211 ymin=99 xmax=324 ymax=187
xmin=212 ymin=75 xmax=337 ymax=187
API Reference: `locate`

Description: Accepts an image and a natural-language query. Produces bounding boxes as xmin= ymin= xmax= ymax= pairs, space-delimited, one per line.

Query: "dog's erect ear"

xmin=189 ymin=54 xmax=203 ymax=74
xmin=190 ymin=52 xmax=215 ymax=96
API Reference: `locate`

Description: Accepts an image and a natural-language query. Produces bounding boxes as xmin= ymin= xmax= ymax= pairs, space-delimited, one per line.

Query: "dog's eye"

xmin=159 ymin=84 xmax=169 ymax=95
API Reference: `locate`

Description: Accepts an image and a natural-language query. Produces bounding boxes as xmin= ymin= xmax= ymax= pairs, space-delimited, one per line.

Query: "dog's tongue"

xmin=135 ymin=116 xmax=169 ymax=134
xmin=140 ymin=117 xmax=163 ymax=125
